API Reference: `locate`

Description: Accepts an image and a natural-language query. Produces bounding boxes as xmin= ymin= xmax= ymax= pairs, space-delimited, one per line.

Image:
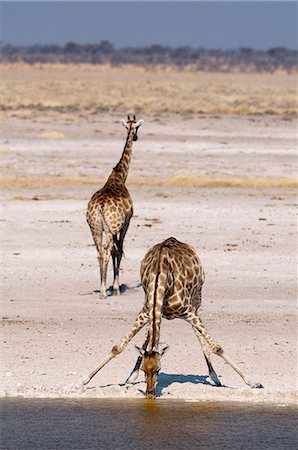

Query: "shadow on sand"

xmin=155 ymin=372 xmax=225 ymax=397
xmin=93 ymin=283 xmax=142 ymax=297
xmin=98 ymin=372 xmax=225 ymax=398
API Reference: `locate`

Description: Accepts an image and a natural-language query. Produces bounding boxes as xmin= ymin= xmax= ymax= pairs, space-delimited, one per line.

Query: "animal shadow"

xmin=93 ymin=284 xmax=129 ymax=296
xmin=93 ymin=282 xmax=142 ymax=296
xmin=106 ymin=283 xmax=142 ymax=296
xmin=155 ymin=372 xmax=223 ymax=397
xmin=105 ymin=284 xmax=129 ymax=296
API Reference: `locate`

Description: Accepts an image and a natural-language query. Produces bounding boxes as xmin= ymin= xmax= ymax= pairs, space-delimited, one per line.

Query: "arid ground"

xmin=1 ymin=65 xmax=297 ymax=404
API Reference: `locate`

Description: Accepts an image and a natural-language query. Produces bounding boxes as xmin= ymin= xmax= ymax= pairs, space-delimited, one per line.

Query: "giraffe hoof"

xmin=99 ymin=292 xmax=107 ymax=299
xmin=113 ymin=288 xmax=120 ymax=296
xmin=252 ymin=382 xmax=264 ymax=389
xmin=208 ymin=372 xmax=222 ymax=387
xmin=125 ymin=371 xmax=139 ymax=384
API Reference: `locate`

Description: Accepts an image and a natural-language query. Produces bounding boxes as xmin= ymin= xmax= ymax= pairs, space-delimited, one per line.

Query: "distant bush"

xmin=0 ymin=41 xmax=297 ymax=72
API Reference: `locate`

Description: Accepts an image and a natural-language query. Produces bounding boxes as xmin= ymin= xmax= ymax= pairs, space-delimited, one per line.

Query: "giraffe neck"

xmin=148 ymin=250 xmax=167 ymax=352
xmin=114 ymin=128 xmax=134 ymax=183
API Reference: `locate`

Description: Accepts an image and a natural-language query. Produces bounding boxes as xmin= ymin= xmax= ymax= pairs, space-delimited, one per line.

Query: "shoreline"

xmin=1 ymin=388 xmax=297 ymax=407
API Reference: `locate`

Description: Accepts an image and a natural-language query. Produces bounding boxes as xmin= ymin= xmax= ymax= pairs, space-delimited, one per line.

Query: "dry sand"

xmin=1 ymin=113 xmax=297 ymax=405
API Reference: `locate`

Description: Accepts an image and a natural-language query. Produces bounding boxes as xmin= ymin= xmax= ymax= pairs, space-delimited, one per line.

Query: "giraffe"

xmin=86 ymin=115 xmax=143 ymax=298
xmin=83 ymin=237 xmax=263 ymax=398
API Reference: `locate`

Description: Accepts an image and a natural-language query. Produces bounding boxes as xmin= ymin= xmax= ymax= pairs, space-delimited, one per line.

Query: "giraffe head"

xmin=121 ymin=115 xmax=143 ymax=141
xmin=136 ymin=345 xmax=169 ymax=399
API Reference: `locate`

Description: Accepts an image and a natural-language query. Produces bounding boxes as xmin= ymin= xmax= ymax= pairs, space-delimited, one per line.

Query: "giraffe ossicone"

xmin=83 ymin=237 xmax=263 ymax=398
xmin=86 ymin=115 xmax=143 ymax=299
xmin=121 ymin=117 xmax=144 ymax=134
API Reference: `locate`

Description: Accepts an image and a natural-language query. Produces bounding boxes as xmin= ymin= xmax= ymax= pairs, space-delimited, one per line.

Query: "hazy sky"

xmin=1 ymin=1 xmax=297 ymax=50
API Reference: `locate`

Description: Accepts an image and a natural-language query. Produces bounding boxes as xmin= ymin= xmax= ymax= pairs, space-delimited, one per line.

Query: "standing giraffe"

xmin=83 ymin=237 xmax=263 ymax=398
xmin=86 ymin=115 xmax=143 ymax=298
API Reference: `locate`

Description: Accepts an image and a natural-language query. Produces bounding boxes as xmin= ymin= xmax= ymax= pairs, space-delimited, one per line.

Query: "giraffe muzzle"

xmin=146 ymin=391 xmax=156 ymax=400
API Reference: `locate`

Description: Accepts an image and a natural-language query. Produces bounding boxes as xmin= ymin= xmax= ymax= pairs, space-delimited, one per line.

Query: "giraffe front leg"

xmin=83 ymin=309 xmax=148 ymax=385
xmin=186 ymin=313 xmax=263 ymax=389
xmin=203 ymin=335 xmax=264 ymax=388
xmin=217 ymin=352 xmax=264 ymax=389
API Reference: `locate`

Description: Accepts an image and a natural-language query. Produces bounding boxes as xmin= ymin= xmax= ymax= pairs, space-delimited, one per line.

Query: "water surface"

xmin=1 ymin=398 xmax=297 ymax=449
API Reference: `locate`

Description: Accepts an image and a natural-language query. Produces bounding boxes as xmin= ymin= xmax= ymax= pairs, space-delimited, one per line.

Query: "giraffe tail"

xmin=147 ymin=249 xmax=169 ymax=353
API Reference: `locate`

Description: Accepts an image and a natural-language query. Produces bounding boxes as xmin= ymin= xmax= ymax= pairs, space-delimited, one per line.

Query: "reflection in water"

xmin=1 ymin=398 xmax=297 ymax=449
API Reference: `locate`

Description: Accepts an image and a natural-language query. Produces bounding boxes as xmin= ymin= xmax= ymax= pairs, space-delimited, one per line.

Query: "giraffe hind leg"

xmin=90 ymin=221 xmax=113 ymax=299
xmin=99 ymin=232 xmax=113 ymax=298
xmin=88 ymin=221 xmax=106 ymax=298
xmin=111 ymin=236 xmax=121 ymax=295
xmin=194 ymin=329 xmax=222 ymax=386
xmin=125 ymin=329 xmax=150 ymax=384
xmin=112 ymin=215 xmax=132 ymax=296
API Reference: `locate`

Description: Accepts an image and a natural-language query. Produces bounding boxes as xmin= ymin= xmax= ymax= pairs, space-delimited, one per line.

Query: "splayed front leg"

xmin=83 ymin=309 xmax=149 ymax=385
xmin=219 ymin=351 xmax=264 ymax=389
xmin=186 ymin=312 xmax=264 ymax=389
xmin=205 ymin=337 xmax=264 ymax=389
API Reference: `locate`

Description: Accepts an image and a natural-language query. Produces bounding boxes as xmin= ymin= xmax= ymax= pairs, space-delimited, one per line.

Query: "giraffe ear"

xmin=160 ymin=345 xmax=169 ymax=357
xmin=134 ymin=119 xmax=144 ymax=129
xmin=121 ymin=119 xmax=128 ymax=129
xmin=135 ymin=345 xmax=145 ymax=356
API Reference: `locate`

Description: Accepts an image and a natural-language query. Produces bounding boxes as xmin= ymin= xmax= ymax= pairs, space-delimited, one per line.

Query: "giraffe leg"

xmin=192 ymin=327 xmax=222 ymax=386
xmin=111 ymin=236 xmax=121 ymax=295
xmin=186 ymin=313 xmax=263 ymax=389
xmin=112 ymin=215 xmax=132 ymax=295
xmin=99 ymin=232 xmax=113 ymax=299
xmin=111 ymin=237 xmax=120 ymax=295
xmin=89 ymin=224 xmax=106 ymax=298
xmin=83 ymin=309 xmax=148 ymax=385
xmin=125 ymin=329 xmax=150 ymax=384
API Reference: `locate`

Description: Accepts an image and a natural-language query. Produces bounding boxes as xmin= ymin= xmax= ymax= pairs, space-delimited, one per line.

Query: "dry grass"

xmin=0 ymin=176 xmax=99 ymax=188
xmin=0 ymin=63 xmax=296 ymax=118
xmin=129 ymin=175 xmax=298 ymax=189
xmin=1 ymin=175 xmax=297 ymax=190
xmin=154 ymin=191 xmax=174 ymax=198
xmin=39 ymin=131 xmax=65 ymax=139
xmin=11 ymin=195 xmax=34 ymax=201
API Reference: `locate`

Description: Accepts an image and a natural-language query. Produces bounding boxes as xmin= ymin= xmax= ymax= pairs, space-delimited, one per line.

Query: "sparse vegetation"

xmin=0 ymin=63 xmax=296 ymax=118
xmin=1 ymin=42 xmax=297 ymax=73
xmin=1 ymin=175 xmax=297 ymax=190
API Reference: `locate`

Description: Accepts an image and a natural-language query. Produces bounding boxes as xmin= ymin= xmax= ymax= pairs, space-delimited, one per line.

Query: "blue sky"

xmin=1 ymin=1 xmax=297 ymax=50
